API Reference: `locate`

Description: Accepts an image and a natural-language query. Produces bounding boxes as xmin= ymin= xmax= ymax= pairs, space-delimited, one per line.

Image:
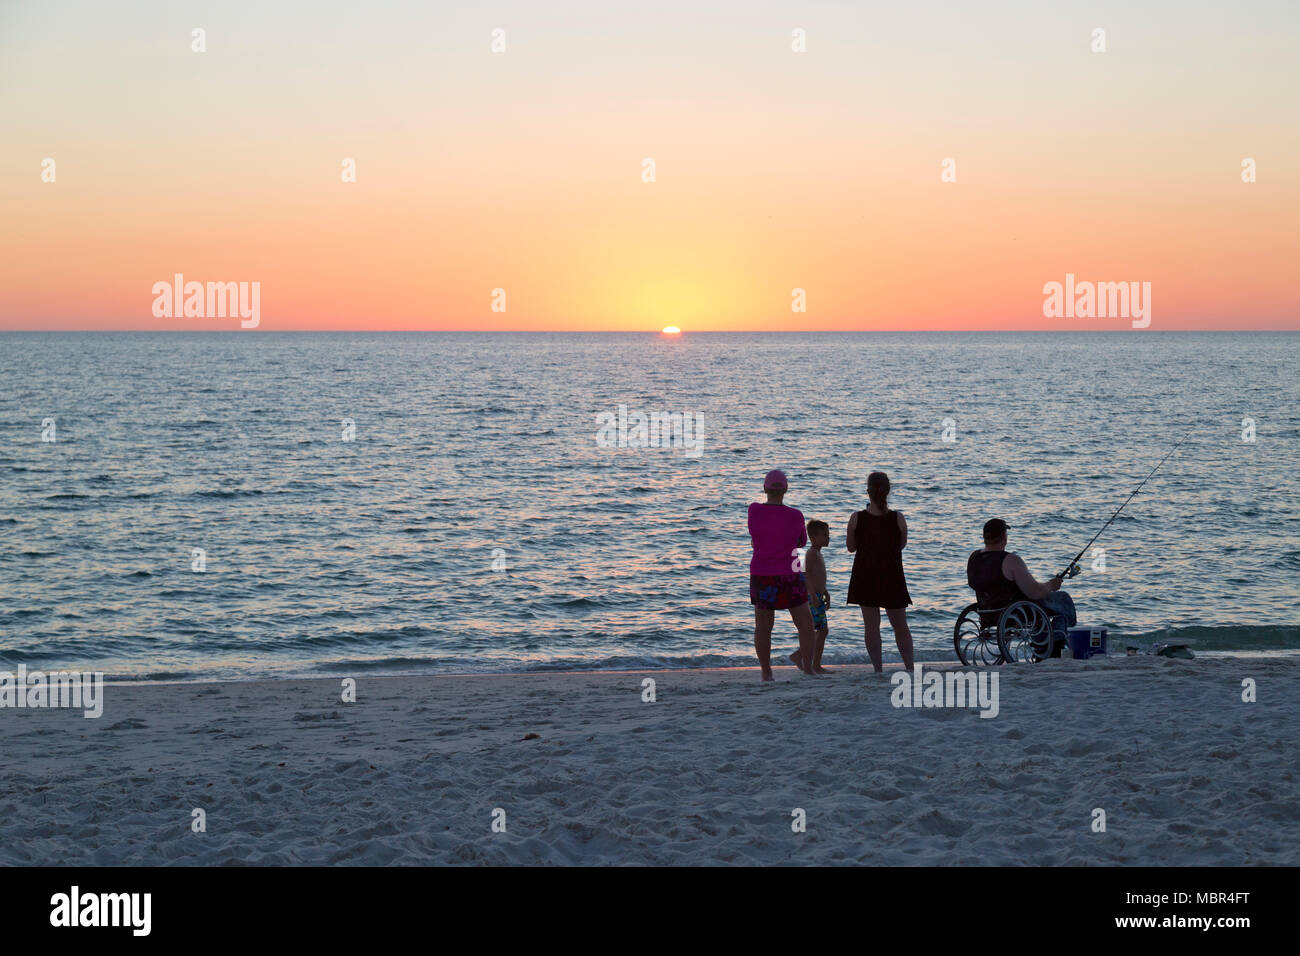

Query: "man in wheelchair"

xmin=967 ymin=518 xmax=1077 ymax=657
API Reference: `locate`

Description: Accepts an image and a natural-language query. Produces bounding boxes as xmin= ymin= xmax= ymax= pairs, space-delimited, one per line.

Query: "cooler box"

xmin=1066 ymin=626 xmax=1108 ymax=659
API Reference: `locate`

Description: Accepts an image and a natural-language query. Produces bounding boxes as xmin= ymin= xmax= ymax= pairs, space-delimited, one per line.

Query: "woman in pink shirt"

xmin=748 ymin=469 xmax=818 ymax=680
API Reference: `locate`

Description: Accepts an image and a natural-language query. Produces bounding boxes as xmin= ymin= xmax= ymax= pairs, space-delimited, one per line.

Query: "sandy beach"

xmin=2 ymin=655 xmax=1294 ymax=866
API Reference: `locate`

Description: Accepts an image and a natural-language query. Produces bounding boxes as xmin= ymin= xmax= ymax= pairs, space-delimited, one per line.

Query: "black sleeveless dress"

xmin=846 ymin=509 xmax=912 ymax=608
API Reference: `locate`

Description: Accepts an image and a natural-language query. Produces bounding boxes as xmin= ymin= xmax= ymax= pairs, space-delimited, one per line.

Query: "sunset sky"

xmin=2 ymin=0 xmax=1297 ymax=331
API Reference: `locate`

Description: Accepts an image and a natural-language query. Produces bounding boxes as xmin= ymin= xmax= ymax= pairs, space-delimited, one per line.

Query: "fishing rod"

xmin=1057 ymin=429 xmax=1194 ymax=580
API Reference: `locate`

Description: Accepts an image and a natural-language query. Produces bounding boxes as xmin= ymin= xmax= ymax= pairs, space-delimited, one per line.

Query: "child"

xmin=791 ymin=519 xmax=832 ymax=673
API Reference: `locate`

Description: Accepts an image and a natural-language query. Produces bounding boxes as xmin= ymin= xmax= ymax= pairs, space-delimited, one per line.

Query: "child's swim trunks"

xmin=810 ymin=591 xmax=830 ymax=630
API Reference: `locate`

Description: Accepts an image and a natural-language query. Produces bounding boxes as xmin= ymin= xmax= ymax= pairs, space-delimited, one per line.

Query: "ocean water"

xmin=1 ymin=331 xmax=1297 ymax=681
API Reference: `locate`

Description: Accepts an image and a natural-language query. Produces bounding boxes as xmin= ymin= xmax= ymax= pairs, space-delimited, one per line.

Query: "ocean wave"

xmin=1117 ymin=624 xmax=1299 ymax=650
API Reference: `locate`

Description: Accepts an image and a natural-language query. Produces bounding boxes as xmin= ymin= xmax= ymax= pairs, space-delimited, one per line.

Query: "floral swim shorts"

xmin=750 ymin=572 xmax=809 ymax=611
xmin=810 ymin=592 xmax=830 ymax=630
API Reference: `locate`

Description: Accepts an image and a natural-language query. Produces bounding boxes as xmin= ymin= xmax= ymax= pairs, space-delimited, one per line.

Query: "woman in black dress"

xmin=846 ymin=471 xmax=915 ymax=672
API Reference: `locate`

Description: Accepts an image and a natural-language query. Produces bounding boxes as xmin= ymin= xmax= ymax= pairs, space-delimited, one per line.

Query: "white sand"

xmin=2 ymin=656 xmax=1295 ymax=865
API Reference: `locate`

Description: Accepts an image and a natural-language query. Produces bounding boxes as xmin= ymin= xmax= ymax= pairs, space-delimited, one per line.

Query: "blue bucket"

xmin=1066 ymin=626 xmax=1108 ymax=659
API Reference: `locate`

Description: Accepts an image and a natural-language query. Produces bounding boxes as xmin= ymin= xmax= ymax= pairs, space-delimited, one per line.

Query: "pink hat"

xmin=763 ymin=469 xmax=788 ymax=490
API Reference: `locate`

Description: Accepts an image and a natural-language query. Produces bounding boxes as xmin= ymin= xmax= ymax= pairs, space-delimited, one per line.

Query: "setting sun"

xmin=661 ymin=326 xmax=681 ymax=336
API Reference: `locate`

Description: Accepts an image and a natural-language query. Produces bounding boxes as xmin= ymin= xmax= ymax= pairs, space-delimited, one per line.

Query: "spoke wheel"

xmin=998 ymin=601 xmax=1053 ymax=663
xmin=954 ymin=602 xmax=1005 ymax=666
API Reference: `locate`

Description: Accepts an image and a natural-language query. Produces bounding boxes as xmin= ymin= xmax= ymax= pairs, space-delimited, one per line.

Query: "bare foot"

xmin=761 ymin=668 xmax=774 ymax=682
xmin=814 ymin=666 xmax=833 ymax=674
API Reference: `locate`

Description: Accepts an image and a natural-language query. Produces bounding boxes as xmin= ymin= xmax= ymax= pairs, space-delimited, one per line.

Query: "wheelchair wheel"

xmin=954 ymin=602 xmax=1005 ymax=666
xmin=997 ymin=601 xmax=1053 ymax=662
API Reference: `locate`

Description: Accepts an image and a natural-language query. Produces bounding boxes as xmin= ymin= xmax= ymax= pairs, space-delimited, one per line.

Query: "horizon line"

xmin=1 ymin=327 xmax=1296 ymax=334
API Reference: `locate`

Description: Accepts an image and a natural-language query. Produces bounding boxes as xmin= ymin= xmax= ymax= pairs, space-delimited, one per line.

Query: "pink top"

xmin=748 ymin=502 xmax=807 ymax=575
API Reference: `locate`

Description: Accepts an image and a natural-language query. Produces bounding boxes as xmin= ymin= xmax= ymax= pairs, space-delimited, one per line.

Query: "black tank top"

xmin=845 ymin=509 xmax=912 ymax=608
xmin=966 ymin=550 xmax=1029 ymax=608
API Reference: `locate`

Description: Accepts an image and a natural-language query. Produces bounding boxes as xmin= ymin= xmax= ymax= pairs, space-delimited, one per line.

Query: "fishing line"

xmin=1058 ymin=429 xmax=1195 ymax=580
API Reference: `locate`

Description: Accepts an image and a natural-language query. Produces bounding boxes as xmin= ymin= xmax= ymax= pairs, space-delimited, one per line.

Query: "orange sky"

xmin=2 ymin=1 xmax=1297 ymax=330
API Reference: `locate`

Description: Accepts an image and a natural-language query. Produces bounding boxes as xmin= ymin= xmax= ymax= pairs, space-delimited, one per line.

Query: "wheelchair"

xmin=952 ymin=597 xmax=1065 ymax=666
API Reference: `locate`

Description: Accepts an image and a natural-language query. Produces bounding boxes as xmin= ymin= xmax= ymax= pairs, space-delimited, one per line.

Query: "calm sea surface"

xmin=1 ymin=331 xmax=1297 ymax=680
